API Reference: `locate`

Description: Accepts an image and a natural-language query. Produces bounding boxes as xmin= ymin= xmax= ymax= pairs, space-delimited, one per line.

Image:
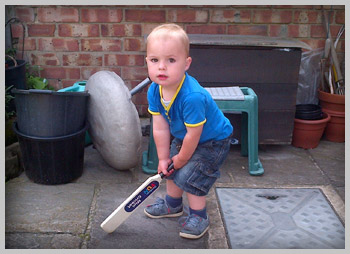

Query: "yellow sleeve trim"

xmin=148 ymin=108 xmax=161 ymax=115
xmin=184 ymin=119 xmax=207 ymax=127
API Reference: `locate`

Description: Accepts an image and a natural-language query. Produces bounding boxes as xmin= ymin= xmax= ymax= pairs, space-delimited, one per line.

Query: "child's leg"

xmin=180 ymin=192 xmax=209 ymax=239
xmin=166 ymin=179 xmax=183 ymax=198
xmin=186 ymin=192 xmax=206 ymax=210
xmin=186 ymin=192 xmax=207 ymax=219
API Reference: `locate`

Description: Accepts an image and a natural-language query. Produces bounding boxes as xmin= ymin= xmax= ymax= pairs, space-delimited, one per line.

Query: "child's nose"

xmin=158 ymin=61 xmax=166 ymax=70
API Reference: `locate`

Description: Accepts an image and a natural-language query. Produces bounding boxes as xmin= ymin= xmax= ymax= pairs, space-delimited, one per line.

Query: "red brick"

xmin=47 ymin=79 xmax=60 ymax=90
xmin=186 ymin=25 xmax=226 ymax=34
xmin=310 ymin=24 xmax=326 ymax=38
xmin=81 ymin=39 xmax=122 ymax=52
xmin=59 ymin=24 xmax=99 ymax=37
xmin=15 ymin=38 xmax=36 ymax=51
xmin=331 ymin=25 xmax=345 ymax=39
xmin=299 ymin=38 xmax=324 ymax=50
xmin=10 ymin=23 xmax=22 ymax=39
xmin=105 ymin=54 xmax=145 ymax=66
xmin=61 ymin=80 xmax=77 ymax=88
xmin=125 ymin=9 xmax=166 ymax=22
xmin=41 ymin=67 xmax=66 ymax=79
xmin=211 ymin=10 xmax=251 ymax=23
xmin=137 ymin=105 xmax=149 ymax=117
xmin=10 ymin=23 xmax=24 ymax=39
xmin=253 ymin=10 xmax=292 ymax=23
xmin=37 ymin=7 xmax=79 ymax=22
xmin=28 ymin=24 xmax=55 ymax=37
xmin=168 ymin=9 xmax=208 ymax=23
xmin=31 ymin=53 xmax=60 ymax=66
xmin=39 ymin=38 xmax=79 ymax=51
xmin=269 ymin=24 xmax=288 ymax=37
xmin=288 ymin=24 xmax=309 ymax=38
xmin=101 ymin=24 xmax=141 ymax=37
xmin=15 ymin=7 xmax=35 ymax=22
xmin=122 ymin=67 xmax=148 ymax=80
xmin=124 ymin=38 xmax=145 ymax=51
xmin=66 ymin=68 xmax=80 ymax=79
xmin=293 ymin=10 xmax=321 ymax=24
xmin=335 ymin=10 xmax=345 ymax=24
xmin=228 ymin=25 xmax=268 ymax=36
xmin=63 ymin=53 xmax=102 ymax=66
xmin=81 ymin=67 xmax=121 ymax=80
xmin=142 ymin=24 xmax=161 ymax=36
xmin=132 ymin=93 xmax=148 ymax=106
xmin=81 ymin=8 xmax=122 ymax=23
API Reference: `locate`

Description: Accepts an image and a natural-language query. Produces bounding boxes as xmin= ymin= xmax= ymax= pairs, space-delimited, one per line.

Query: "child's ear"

xmin=185 ymin=57 xmax=192 ymax=71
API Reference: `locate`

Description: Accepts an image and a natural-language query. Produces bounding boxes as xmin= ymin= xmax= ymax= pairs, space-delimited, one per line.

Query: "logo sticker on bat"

xmin=124 ymin=181 xmax=160 ymax=212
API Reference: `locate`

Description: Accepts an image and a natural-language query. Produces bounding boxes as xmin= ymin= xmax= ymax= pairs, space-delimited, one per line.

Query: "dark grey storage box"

xmin=188 ymin=35 xmax=311 ymax=144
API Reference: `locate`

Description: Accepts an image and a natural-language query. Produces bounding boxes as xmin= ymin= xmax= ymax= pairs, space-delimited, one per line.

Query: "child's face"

xmin=146 ymin=36 xmax=192 ymax=89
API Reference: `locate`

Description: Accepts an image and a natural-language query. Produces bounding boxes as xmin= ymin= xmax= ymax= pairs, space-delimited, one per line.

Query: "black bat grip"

xmin=159 ymin=162 xmax=174 ymax=179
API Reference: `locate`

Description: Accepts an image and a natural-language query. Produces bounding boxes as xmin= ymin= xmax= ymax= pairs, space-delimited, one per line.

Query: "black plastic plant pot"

xmin=5 ymin=59 xmax=27 ymax=90
xmin=13 ymin=122 xmax=88 ymax=185
xmin=295 ymin=104 xmax=323 ymax=120
xmin=12 ymin=89 xmax=89 ymax=137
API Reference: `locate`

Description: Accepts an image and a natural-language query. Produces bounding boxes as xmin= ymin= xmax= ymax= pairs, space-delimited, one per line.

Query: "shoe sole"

xmin=179 ymin=225 xmax=209 ymax=239
xmin=144 ymin=209 xmax=183 ymax=219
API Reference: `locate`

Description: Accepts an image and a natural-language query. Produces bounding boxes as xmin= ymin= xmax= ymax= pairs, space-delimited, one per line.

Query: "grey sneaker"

xmin=144 ymin=197 xmax=183 ymax=219
xmin=179 ymin=214 xmax=209 ymax=239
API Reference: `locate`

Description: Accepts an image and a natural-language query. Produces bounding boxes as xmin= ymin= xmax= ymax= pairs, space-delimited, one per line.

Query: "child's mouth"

xmin=157 ymin=75 xmax=168 ymax=80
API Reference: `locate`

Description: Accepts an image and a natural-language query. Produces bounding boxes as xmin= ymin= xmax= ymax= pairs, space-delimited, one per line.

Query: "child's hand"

xmin=158 ymin=159 xmax=173 ymax=176
xmin=172 ymin=154 xmax=188 ymax=170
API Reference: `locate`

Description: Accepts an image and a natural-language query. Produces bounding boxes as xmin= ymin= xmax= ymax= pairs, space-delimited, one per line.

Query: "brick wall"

xmin=9 ymin=5 xmax=345 ymax=116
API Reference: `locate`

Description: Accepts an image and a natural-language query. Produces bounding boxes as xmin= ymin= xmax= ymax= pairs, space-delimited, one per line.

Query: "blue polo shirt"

xmin=147 ymin=72 xmax=233 ymax=144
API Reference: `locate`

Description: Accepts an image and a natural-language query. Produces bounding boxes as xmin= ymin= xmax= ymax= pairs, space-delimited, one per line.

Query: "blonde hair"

xmin=146 ymin=23 xmax=190 ymax=56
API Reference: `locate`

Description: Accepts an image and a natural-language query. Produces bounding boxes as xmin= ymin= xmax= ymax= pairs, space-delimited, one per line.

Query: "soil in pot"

xmin=295 ymin=104 xmax=323 ymax=120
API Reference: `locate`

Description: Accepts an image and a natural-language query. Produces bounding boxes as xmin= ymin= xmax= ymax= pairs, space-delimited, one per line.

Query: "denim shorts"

xmin=166 ymin=134 xmax=232 ymax=196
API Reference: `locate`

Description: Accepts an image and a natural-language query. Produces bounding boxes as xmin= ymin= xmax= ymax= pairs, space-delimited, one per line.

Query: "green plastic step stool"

xmin=142 ymin=117 xmax=159 ymax=174
xmin=142 ymin=86 xmax=264 ymax=176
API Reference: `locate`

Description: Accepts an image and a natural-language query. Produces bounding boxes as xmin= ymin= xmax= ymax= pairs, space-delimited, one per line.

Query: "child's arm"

xmin=172 ymin=124 xmax=203 ymax=170
xmin=152 ymin=114 xmax=172 ymax=175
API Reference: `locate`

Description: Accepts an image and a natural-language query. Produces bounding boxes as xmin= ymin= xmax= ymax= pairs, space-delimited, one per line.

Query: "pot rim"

xmin=294 ymin=111 xmax=331 ymax=124
xmin=322 ymin=108 xmax=345 ymax=117
xmin=318 ymin=89 xmax=345 ymax=103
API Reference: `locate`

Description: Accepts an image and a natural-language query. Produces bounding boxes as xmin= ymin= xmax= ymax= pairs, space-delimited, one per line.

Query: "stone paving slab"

xmin=5 ymin=233 xmax=82 ymax=249
xmin=5 ymin=176 xmax=95 ymax=235
xmin=89 ymin=182 xmax=208 ymax=249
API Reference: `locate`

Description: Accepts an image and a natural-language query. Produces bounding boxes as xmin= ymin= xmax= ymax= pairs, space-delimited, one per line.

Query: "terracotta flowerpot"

xmin=292 ymin=112 xmax=331 ymax=149
xmin=318 ymin=90 xmax=345 ymax=112
xmin=322 ymin=108 xmax=345 ymax=142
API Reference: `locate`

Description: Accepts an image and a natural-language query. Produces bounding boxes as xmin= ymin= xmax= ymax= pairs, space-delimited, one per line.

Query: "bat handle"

xmin=159 ymin=162 xmax=174 ymax=179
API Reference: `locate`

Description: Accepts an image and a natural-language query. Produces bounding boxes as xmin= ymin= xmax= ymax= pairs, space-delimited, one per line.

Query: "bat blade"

xmin=100 ymin=174 xmax=162 ymax=233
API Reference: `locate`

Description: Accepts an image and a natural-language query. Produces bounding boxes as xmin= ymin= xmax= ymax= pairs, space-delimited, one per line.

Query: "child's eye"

xmin=150 ymin=58 xmax=158 ymax=63
xmin=169 ymin=58 xmax=176 ymax=63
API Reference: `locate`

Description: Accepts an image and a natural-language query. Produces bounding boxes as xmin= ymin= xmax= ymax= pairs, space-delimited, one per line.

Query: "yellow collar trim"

xmin=159 ymin=74 xmax=186 ymax=112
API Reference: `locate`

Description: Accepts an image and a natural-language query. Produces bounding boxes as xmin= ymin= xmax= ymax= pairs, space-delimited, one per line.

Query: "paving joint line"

xmin=80 ymin=183 xmax=100 ymax=249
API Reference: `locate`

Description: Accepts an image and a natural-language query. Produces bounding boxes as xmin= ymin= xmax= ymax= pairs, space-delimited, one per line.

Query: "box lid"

xmin=189 ymin=34 xmax=312 ymax=50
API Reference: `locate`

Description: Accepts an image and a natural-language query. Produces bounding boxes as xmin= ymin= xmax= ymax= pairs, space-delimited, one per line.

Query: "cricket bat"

xmin=100 ymin=163 xmax=174 ymax=233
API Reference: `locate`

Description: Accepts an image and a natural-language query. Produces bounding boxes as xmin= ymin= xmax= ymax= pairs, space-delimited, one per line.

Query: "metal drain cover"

xmin=216 ymin=188 xmax=345 ymax=249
